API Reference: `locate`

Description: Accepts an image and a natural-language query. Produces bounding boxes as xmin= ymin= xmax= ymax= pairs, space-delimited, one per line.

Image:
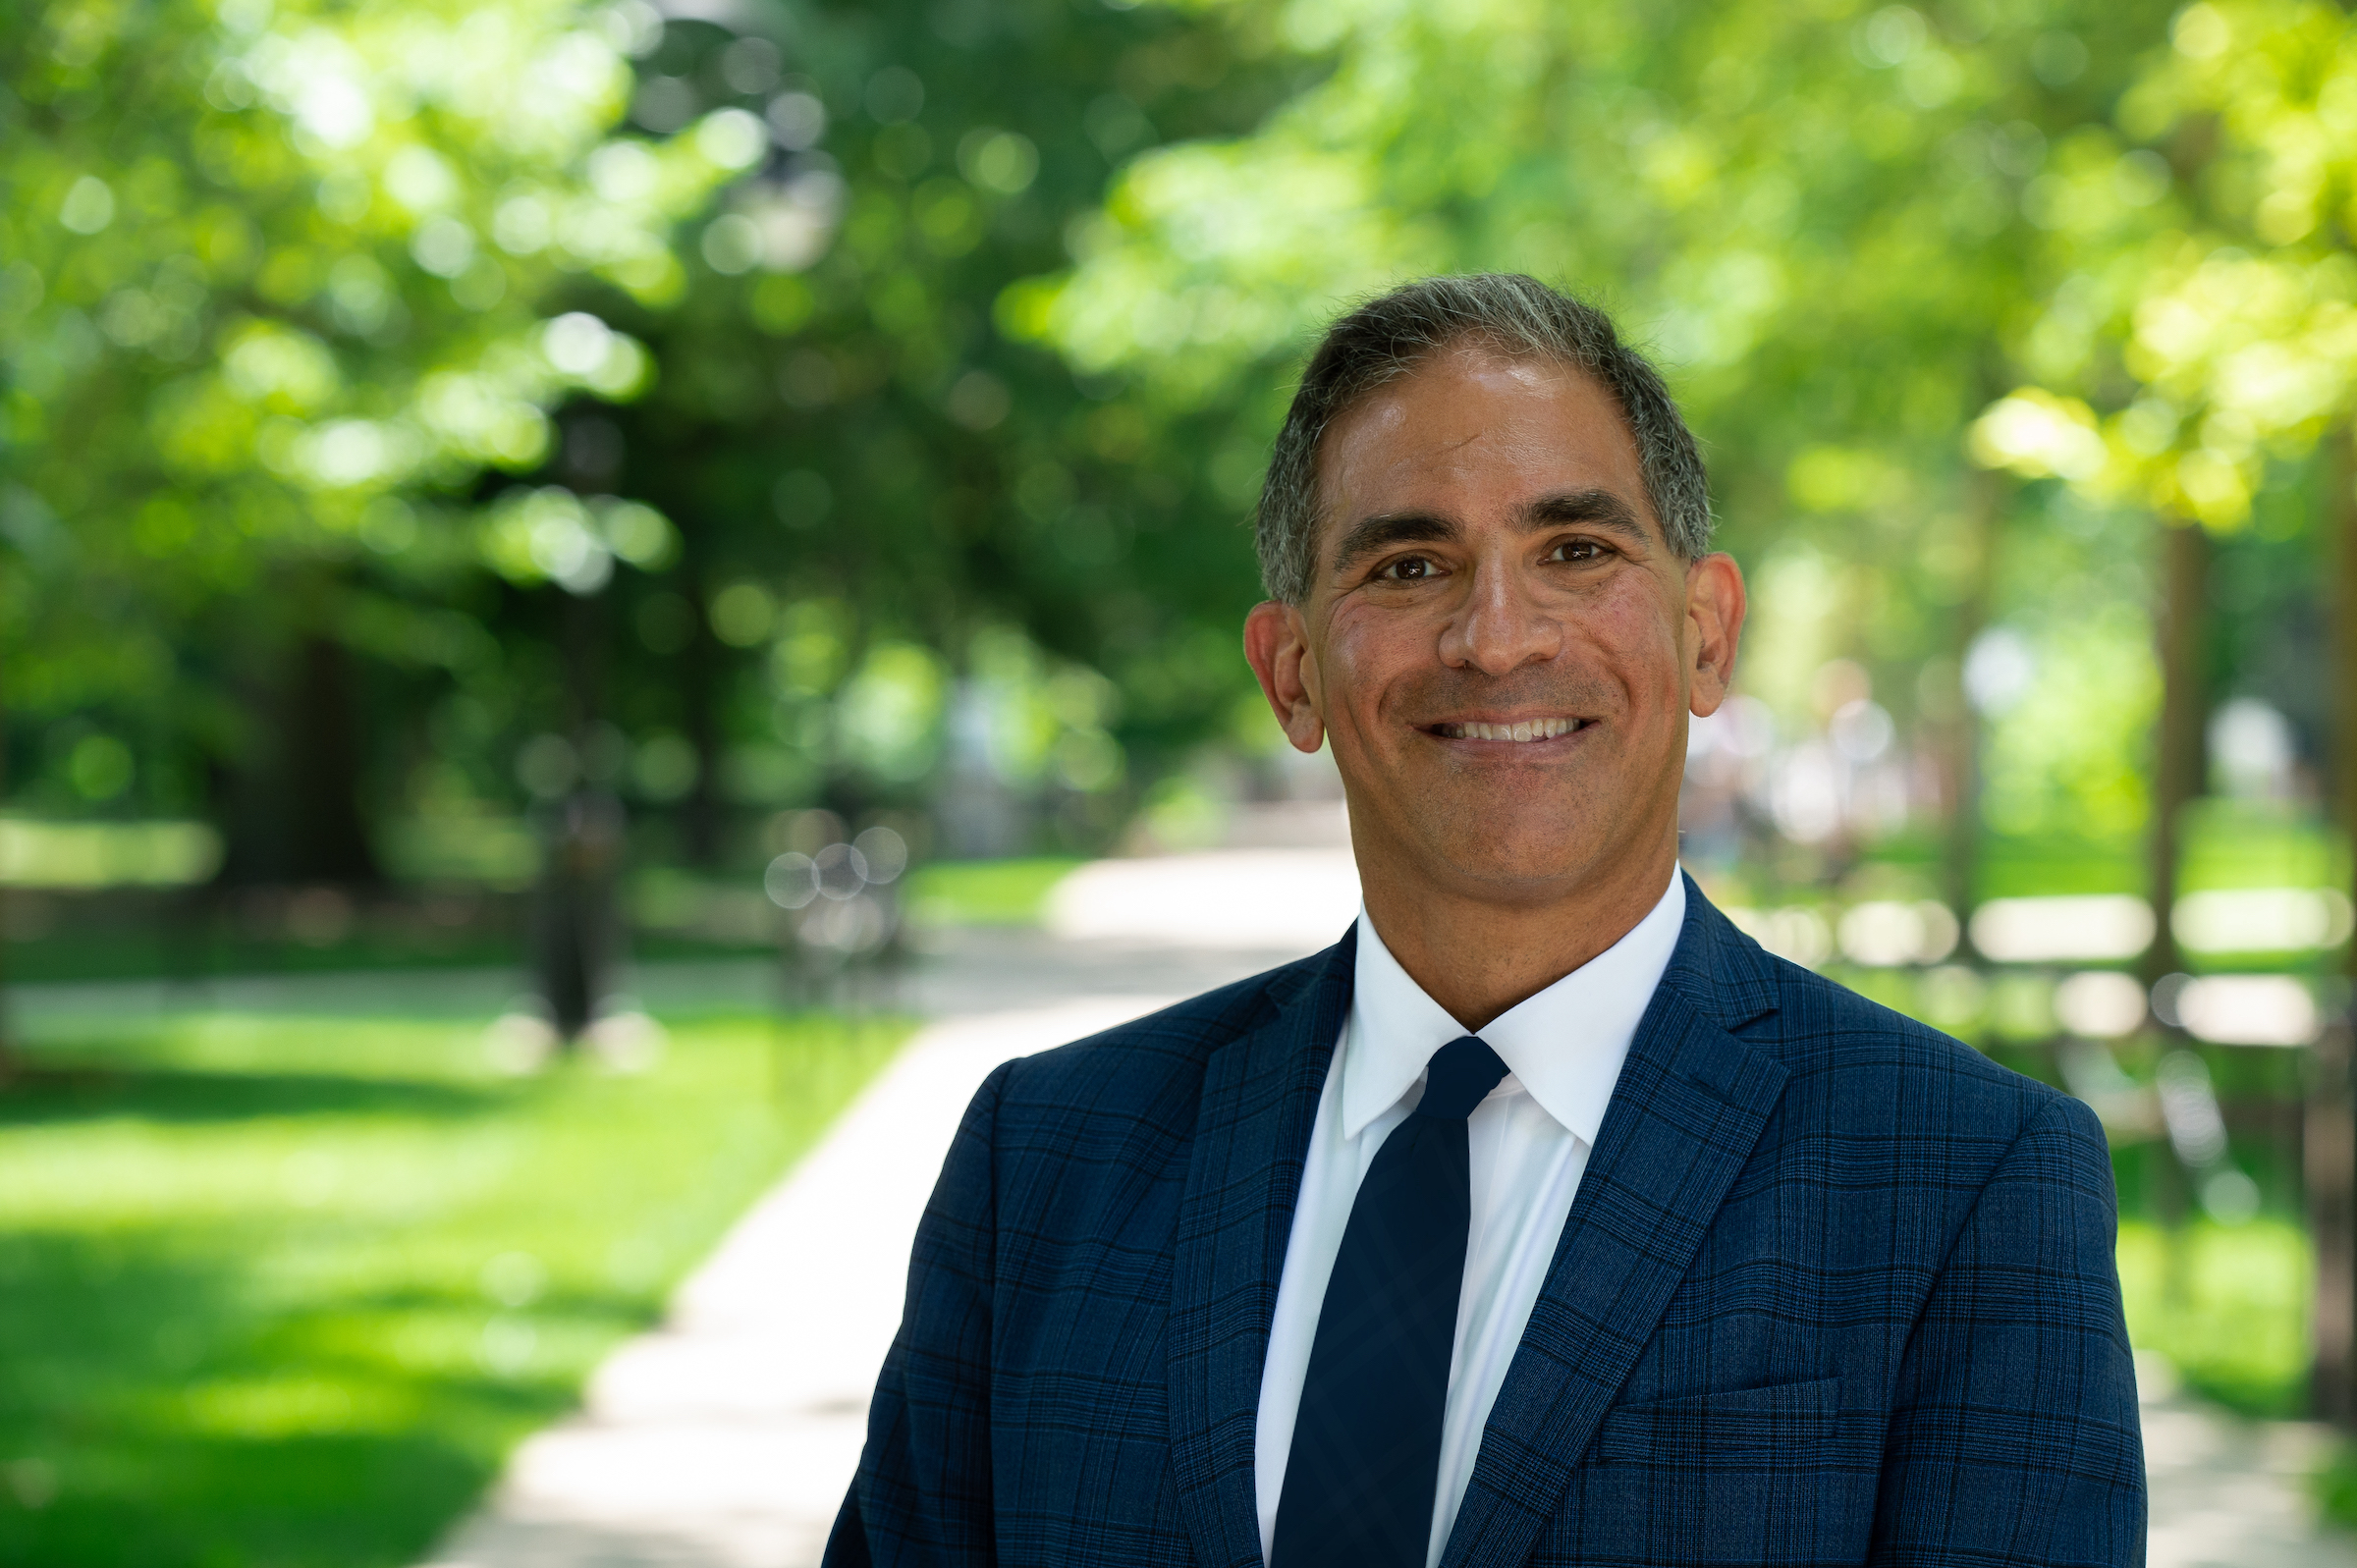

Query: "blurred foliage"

xmin=0 ymin=0 xmax=751 ymax=814
xmin=572 ymin=0 xmax=1310 ymax=790
xmin=2118 ymin=1217 xmax=2312 ymax=1415
xmin=1976 ymin=0 xmax=2357 ymax=529
xmin=0 ymin=0 xmax=2350 ymax=907
xmin=0 ymin=0 xmax=1320 ymax=874
xmin=0 ymin=1004 xmax=904 ymax=1565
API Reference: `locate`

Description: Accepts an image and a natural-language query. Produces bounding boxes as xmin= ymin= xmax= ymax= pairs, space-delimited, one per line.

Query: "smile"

xmin=1429 ymin=718 xmax=1586 ymax=741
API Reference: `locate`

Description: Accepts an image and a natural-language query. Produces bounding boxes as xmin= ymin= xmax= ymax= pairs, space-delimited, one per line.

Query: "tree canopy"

xmin=0 ymin=0 xmax=2340 ymax=909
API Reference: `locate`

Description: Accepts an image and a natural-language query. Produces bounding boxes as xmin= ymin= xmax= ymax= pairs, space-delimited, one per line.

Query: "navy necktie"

xmin=1271 ymin=1035 xmax=1510 ymax=1568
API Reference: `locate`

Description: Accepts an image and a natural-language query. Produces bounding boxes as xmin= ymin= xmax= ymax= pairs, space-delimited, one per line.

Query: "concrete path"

xmin=2142 ymin=1355 xmax=2357 ymax=1568
xmin=415 ymin=993 xmax=1186 ymax=1568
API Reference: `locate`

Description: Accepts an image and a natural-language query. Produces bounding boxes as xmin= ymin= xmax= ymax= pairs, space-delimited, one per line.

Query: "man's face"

xmin=1244 ymin=342 xmax=1744 ymax=907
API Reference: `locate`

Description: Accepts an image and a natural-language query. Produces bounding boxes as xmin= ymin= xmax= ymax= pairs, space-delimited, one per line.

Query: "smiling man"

xmin=827 ymin=275 xmax=2143 ymax=1568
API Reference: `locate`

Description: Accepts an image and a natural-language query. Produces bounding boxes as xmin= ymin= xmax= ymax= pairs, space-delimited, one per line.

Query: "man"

xmin=827 ymin=274 xmax=2143 ymax=1566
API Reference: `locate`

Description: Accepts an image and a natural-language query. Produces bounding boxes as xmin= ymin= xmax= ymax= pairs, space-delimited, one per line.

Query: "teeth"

xmin=1439 ymin=718 xmax=1579 ymax=741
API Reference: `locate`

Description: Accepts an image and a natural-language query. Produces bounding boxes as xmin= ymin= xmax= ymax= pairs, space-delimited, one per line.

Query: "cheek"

xmin=1319 ymin=606 xmax=1421 ymax=718
xmin=1571 ymin=580 xmax=1685 ymax=696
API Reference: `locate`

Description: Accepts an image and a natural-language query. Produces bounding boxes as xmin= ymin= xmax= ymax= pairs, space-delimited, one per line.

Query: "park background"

xmin=6 ymin=0 xmax=2357 ymax=1560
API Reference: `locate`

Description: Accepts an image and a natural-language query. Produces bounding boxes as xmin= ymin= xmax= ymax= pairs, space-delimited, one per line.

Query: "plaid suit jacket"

xmin=828 ymin=877 xmax=2144 ymax=1566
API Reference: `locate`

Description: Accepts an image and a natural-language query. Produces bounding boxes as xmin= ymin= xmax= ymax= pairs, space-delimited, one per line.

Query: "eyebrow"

xmin=1329 ymin=510 xmax=1459 ymax=576
xmin=1524 ymin=487 xmax=1652 ymax=546
xmin=1328 ymin=487 xmax=1654 ymax=576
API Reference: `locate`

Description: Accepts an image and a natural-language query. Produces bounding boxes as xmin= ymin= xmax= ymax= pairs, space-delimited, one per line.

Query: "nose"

xmin=1437 ymin=556 xmax=1562 ymax=675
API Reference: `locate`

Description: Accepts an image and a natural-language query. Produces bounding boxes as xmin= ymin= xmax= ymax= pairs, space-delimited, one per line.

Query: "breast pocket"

xmin=1594 ymin=1376 xmax=1841 ymax=1464
xmin=1569 ymin=1379 xmax=1878 ymax=1565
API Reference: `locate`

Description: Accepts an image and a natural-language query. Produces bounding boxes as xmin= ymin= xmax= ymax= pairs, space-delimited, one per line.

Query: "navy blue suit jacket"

xmin=829 ymin=879 xmax=2144 ymax=1565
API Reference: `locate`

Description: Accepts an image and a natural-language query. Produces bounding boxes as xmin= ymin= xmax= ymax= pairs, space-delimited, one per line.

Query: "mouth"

xmin=1426 ymin=717 xmax=1588 ymax=742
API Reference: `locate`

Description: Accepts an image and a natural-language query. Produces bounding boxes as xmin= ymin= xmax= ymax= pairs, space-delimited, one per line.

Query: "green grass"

xmin=2319 ymin=1447 xmax=2357 ymax=1529
xmin=2 ymin=926 xmax=526 ymax=985
xmin=1849 ymin=804 xmax=2347 ymax=901
xmin=903 ymin=856 xmax=1084 ymax=927
xmin=0 ymin=1005 xmax=907 ymax=1566
xmin=2116 ymin=1217 xmax=2312 ymax=1416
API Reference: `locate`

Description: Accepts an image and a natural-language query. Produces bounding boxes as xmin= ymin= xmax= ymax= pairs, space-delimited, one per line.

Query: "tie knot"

xmin=1413 ymin=1036 xmax=1508 ymax=1120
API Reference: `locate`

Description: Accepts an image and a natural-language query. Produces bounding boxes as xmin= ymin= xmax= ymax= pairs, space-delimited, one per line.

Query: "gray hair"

xmin=1254 ymin=274 xmax=1712 ymax=603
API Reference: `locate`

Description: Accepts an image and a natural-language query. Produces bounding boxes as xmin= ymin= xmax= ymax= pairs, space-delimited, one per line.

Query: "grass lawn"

xmin=2116 ymin=1217 xmax=2312 ymax=1416
xmin=902 ymin=857 xmax=1084 ymax=927
xmin=0 ymin=1001 xmax=907 ymax=1567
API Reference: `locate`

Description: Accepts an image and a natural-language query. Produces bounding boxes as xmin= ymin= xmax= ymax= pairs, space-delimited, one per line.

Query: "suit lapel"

xmin=1167 ymin=929 xmax=1355 ymax=1568
xmin=1440 ymin=886 xmax=1789 ymax=1568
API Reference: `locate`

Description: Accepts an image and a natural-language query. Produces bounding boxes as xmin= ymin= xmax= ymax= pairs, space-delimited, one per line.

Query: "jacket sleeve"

xmin=825 ymin=1059 xmax=1014 ymax=1568
xmin=1869 ymin=1094 xmax=2146 ymax=1565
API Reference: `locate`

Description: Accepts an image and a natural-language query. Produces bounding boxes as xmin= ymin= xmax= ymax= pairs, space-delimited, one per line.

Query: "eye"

xmin=1550 ymin=538 xmax=1608 ymax=564
xmin=1377 ymin=554 xmax=1437 ymax=582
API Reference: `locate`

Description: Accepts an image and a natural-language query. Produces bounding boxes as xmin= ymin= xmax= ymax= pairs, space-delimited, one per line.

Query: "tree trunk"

xmin=2314 ymin=428 xmax=2357 ymax=1424
xmin=284 ymin=632 xmax=381 ymax=883
xmin=667 ymin=503 xmax=725 ymax=869
xmin=2143 ymin=519 xmax=2208 ymax=990
xmin=2313 ymin=1026 xmax=2355 ymax=1423
xmin=1940 ymin=469 xmax=2001 ymax=948
xmin=681 ymin=572 xmax=724 ymax=868
xmin=534 ymin=587 xmax=622 ymax=1044
xmin=216 ymin=620 xmax=383 ymax=888
xmin=0 ymin=676 xmax=13 ymax=1087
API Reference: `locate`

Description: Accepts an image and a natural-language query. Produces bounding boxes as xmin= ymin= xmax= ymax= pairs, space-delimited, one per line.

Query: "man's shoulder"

xmin=1727 ymin=931 xmax=2094 ymax=1153
xmin=991 ymin=948 xmax=1326 ymax=1116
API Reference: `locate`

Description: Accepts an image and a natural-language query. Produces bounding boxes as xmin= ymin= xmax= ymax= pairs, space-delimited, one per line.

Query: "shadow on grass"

xmin=0 ymin=1065 xmax=502 ymax=1129
xmin=0 ymin=1011 xmax=908 ymax=1566
xmin=2 ymin=1429 xmax=493 ymax=1568
xmin=0 ymin=1225 xmax=616 ymax=1568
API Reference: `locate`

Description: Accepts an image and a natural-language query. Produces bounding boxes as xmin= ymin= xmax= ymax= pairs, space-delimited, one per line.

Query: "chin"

xmin=1424 ymin=825 xmax=1611 ymax=896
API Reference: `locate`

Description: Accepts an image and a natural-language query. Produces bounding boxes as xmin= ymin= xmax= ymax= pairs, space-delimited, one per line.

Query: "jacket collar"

xmin=1342 ymin=872 xmax=1686 ymax=1146
xmin=1655 ymin=869 xmax=1782 ymax=1032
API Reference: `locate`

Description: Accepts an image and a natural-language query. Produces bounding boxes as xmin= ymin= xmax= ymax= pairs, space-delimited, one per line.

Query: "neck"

xmin=1355 ymin=838 xmax=1678 ymax=1032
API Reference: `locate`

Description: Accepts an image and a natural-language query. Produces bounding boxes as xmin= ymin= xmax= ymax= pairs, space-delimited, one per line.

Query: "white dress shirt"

xmin=1253 ymin=871 xmax=1685 ymax=1568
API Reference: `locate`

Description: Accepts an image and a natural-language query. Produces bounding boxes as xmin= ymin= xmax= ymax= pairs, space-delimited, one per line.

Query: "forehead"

xmin=1314 ymin=343 xmax=1653 ymax=534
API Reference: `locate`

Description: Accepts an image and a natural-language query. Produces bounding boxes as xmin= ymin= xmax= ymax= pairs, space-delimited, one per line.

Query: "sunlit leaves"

xmin=1972 ymin=389 xmax=2109 ymax=484
xmin=1 ymin=0 xmax=733 ymax=559
xmin=0 ymin=0 xmax=766 ymax=795
xmin=479 ymin=485 xmax=677 ymax=595
xmin=835 ymin=643 xmax=948 ymax=784
xmin=1989 ymin=0 xmax=2357 ymax=528
xmin=1023 ymin=0 xmax=2151 ymax=594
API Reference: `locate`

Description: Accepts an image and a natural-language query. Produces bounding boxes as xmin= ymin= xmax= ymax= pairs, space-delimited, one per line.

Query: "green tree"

xmin=520 ymin=0 xmax=1310 ymax=863
xmin=0 ymin=0 xmax=746 ymax=871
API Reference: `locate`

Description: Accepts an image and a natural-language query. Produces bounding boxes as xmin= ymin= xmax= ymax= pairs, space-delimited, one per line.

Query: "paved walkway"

xmin=413 ymin=918 xmax=1313 ymax=1568
xmin=416 ymin=992 xmax=1185 ymax=1568
xmin=2142 ymin=1359 xmax=2357 ymax=1568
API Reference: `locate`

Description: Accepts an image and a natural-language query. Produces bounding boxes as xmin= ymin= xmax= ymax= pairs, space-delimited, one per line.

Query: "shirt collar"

xmin=1340 ymin=871 xmax=1686 ymax=1145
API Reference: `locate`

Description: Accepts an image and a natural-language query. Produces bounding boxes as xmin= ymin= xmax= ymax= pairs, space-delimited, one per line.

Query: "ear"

xmin=1243 ymin=599 xmax=1326 ymax=753
xmin=1683 ymin=553 xmax=1746 ymax=718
